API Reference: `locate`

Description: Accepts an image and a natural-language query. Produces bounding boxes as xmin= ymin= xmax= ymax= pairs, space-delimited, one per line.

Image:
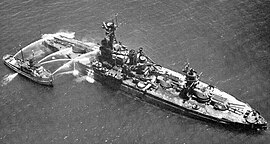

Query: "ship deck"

xmin=93 ymin=63 xmax=263 ymax=128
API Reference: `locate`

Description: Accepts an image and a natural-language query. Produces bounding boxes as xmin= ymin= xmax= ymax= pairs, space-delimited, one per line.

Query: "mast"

xmin=115 ymin=13 xmax=118 ymax=27
xmin=102 ymin=16 xmax=118 ymax=49
xmin=20 ymin=44 xmax=24 ymax=62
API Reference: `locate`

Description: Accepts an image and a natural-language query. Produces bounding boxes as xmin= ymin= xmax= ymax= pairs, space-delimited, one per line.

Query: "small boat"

xmin=3 ymin=54 xmax=53 ymax=86
xmin=89 ymin=19 xmax=268 ymax=130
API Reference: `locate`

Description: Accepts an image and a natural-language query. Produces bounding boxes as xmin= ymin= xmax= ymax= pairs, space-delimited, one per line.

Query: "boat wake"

xmin=1 ymin=73 xmax=18 ymax=86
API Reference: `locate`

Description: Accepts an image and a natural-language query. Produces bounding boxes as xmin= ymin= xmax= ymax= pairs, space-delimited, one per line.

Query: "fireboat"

xmin=3 ymin=53 xmax=53 ymax=86
xmin=88 ymin=19 xmax=268 ymax=130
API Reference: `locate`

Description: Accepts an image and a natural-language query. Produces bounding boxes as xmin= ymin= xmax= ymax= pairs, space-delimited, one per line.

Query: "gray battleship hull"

xmin=93 ymin=69 xmax=267 ymax=131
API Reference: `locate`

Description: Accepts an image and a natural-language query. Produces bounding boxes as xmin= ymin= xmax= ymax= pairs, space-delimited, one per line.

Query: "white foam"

xmin=86 ymin=76 xmax=95 ymax=83
xmin=72 ymin=69 xmax=79 ymax=76
xmin=1 ymin=73 xmax=18 ymax=86
xmin=42 ymin=31 xmax=75 ymax=40
xmin=52 ymin=60 xmax=73 ymax=75
xmin=37 ymin=48 xmax=72 ymax=64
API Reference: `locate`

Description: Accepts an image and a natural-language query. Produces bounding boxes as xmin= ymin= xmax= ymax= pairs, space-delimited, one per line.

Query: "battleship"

xmin=88 ymin=19 xmax=268 ymax=130
xmin=3 ymin=53 xmax=53 ymax=86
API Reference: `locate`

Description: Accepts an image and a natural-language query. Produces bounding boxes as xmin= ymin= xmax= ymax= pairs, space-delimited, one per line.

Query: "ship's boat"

xmin=89 ymin=19 xmax=268 ymax=130
xmin=42 ymin=35 xmax=95 ymax=53
xmin=3 ymin=54 xmax=53 ymax=86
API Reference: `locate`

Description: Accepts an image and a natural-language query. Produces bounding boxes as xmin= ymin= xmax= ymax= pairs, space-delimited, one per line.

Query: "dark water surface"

xmin=1 ymin=0 xmax=270 ymax=143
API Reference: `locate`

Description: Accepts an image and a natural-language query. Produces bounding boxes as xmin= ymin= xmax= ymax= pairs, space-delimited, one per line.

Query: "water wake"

xmin=1 ymin=73 xmax=18 ymax=86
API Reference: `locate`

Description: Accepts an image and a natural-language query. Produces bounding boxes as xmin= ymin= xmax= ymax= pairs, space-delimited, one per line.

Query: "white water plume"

xmin=52 ymin=49 xmax=99 ymax=82
xmin=52 ymin=59 xmax=82 ymax=77
xmin=85 ymin=76 xmax=95 ymax=83
xmin=1 ymin=73 xmax=18 ymax=86
xmin=13 ymin=39 xmax=44 ymax=58
xmin=39 ymin=59 xmax=71 ymax=65
xmin=52 ymin=49 xmax=99 ymax=75
xmin=73 ymin=69 xmax=79 ymax=76
xmin=31 ymin=32 xmax=99 ymax=82
xmin=74 ymin=72 xmax=95 ymax=83
xmin=72 ymin=62 xmax=79 ymax=76
xmin=52 ymin=61 xmax=80 ymax=79
xmin=14 ymin=31 xmax=75 ymax=60
xmin=52 ymin=60 xmax=74 ymax=75
xmin=75 ymin=66 xmax=95 ymax=83
xmin=74 ymin=75 xmax=95 ymax=83
xmin=9 ymin=31 xmax=99 ymax=85
xmin=37 ymin=48 xmax=72 ymax=64
xmin=74 ymin=76 xmax=87 ymax=83
xmin=85 ymin=69 xmax=95 ymax=83
xmin=73 ymin=48 xmax=100 ymax=64
xmin=42 ymin=31 xmax=75 ymax=39
xmin=73 ymin=65 xmax=95 ymax=83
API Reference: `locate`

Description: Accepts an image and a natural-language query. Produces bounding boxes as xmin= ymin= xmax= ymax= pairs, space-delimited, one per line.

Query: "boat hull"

xmin=93 ymin=70 xmax=267 ymax=130
xmin=3 ymin=55 xmax=53 ymax=86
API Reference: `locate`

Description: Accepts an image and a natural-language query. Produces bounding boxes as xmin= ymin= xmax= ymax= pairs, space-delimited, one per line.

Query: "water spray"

xmin=1 ymin=73 xmax=18 ymax=86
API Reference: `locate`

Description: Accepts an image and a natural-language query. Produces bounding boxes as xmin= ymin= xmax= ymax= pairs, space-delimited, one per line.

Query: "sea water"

xmin=0 ymin=0 xmax=270 ymax=143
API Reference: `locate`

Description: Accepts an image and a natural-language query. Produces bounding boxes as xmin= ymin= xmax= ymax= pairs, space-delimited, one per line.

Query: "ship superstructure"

xmin=89 ymin=19 xmax=267 ymax=130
